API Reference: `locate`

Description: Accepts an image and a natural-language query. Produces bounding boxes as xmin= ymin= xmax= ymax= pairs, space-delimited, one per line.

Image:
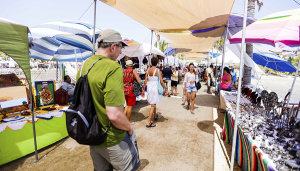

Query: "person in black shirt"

xmin=162 ymin=64 xmax=173 ymax=97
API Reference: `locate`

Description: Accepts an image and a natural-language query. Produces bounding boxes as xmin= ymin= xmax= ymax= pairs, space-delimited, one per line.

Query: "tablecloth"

xmin=222 ymin=110 xmax=276 ymax=171
xmin=0 ymin=112 xmax=68 ymax=165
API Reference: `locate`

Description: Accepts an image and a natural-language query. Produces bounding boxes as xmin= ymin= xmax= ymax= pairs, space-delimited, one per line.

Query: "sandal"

xmin=146 ymin=122 xmax=156 ymax=128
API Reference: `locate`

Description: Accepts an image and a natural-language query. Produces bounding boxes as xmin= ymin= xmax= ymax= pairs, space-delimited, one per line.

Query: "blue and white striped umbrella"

xmin=31 ymin=21 xmax=101 ymax=51
xmin=29 ymin=21 xmax=101 ymax=61
xmin=30 ymin=36 xmax=92 ymax=61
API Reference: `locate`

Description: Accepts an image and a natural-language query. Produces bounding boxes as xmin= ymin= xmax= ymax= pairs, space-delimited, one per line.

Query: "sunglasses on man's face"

xmin=115 ymin=43 xmax=125 ymax=49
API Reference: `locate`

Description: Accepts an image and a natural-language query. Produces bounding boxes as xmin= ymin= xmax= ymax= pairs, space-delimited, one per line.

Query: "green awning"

xmin=0 ymin=19 xmax=31 ymax=85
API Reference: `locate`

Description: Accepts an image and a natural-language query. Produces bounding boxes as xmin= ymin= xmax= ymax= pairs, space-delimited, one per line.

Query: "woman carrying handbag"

xmin=123 ymin=60 xmax=142 ymax=123
xmin=142 ymin=57 xmax=166 ymax=128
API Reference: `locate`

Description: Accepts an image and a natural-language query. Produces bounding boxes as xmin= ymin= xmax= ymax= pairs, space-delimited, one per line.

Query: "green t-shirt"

xmin=76 ymin=55 xmax=126 ymax=147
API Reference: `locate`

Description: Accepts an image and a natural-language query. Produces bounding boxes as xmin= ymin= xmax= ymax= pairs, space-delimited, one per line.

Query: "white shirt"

xmin=206 ymin=67 xmax=212 ymax=75
xmin=62 ymin=82 xmax=75 ymax=96
xmin=184 ymin=72 xmax=199 ymax=87
xmin=171 ymin=70 xmax=179 ymax=81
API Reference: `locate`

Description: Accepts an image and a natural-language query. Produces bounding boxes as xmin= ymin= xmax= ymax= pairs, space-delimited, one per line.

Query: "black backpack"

xmin=65 ymin=58 xmax=110 ymax=145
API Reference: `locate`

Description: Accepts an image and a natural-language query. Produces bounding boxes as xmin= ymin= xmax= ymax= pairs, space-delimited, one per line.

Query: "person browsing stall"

xmin=184 ymin=63 xmax=199 ymax=114
xmin=162 ymin=64 xmax=173 ymax=97
xmin=142 ymin=57 xmax=167 ymax=128
xmin=123 ymin=60 xmax=142 ymax=123
xmin=77 ymin=29 xmax=140 ymax=171
xmin=171 ymin=66 xmax=179 ymax=96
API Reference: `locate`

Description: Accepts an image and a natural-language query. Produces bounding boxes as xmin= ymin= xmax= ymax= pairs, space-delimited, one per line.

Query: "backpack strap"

xmin=80 ymin=57 xmax=111 ymax=130
xmin=80 ymin=58 xmax=103 ymax=77
xmin=86 ymin=58 xmax=104 ymax=75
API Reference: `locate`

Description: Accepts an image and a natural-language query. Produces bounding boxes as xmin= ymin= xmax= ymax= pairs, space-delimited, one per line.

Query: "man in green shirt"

xmin=77 ymin=29 xmax=140 ymax=171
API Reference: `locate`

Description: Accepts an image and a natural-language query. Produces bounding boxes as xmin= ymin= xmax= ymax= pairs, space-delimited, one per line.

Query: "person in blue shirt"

xmin=61 ymin=75 xmax=75 ymax=97
xmin=231 ymin=67 xmax=237 ymax=86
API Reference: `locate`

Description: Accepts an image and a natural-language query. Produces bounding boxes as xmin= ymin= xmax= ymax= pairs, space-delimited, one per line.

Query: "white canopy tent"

xmin=117 ymin=43 xmax=165 ymax=61
xmin=215 ymin=41 xmax=264 ymax=76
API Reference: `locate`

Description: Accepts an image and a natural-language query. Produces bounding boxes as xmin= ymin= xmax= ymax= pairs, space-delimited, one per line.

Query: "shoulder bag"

xmin=195 ymin=75 xmax=201 ymax=90
xmin=157 ymin=69 xmax=164 ymax=95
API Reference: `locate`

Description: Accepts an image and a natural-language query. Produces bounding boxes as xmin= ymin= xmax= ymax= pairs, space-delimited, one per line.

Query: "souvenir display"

xmin=223 ymin=88 xmax=300 ymax=170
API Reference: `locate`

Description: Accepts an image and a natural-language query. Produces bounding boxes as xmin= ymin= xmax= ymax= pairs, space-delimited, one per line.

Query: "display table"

xmin=0 ymin=109 xmax=68 ymax=165
xmin=219 ymin=90 xmax=232 ymax=110
xmin=222 ymin=110 xmax=276 ymax=171
xmin=221 ymin=90 xmax=277 ymax=171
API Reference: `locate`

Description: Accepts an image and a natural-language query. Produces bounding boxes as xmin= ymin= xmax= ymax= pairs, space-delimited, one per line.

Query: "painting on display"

xmin=35 ymin=81 xmax=55 ymax=106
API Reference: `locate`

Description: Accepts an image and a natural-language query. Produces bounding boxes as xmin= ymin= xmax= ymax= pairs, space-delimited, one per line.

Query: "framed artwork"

xmin=35 ymin=81 xmax=55 ymax=106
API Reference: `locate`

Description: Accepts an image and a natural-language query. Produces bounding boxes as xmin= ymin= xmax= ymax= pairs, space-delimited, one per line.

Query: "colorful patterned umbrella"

xmin=230 ymin=8 xmax=300 ymax=47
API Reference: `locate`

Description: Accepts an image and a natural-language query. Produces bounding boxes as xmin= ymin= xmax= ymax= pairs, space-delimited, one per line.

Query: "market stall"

xmin=221 ymin=90 xmax=300 ymax=170
xmin=0 ymin=19 xmax=72 ymax=165
xmin=0 ymin=105 xmax=68 ymax=165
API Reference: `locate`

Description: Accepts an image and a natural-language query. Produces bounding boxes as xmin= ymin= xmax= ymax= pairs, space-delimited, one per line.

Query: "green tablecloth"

xmin=0 ymin=114 xmax=68 ymax=165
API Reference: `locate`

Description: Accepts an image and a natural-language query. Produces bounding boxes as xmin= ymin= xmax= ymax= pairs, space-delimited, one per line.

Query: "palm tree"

xmin=243 ymin=0 xmax=263 ymax=85
xmin=214 ymin=37 xmax=224 ymax=52
xmin=154 ymin=40 xmax=168 ymax=53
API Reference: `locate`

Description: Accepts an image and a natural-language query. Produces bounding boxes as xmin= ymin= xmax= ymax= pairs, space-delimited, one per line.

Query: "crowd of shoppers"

xmin=75 ymin=28 xmax=240 ymax=171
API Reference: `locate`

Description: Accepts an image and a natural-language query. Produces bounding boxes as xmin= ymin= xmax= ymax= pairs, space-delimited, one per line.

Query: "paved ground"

xmin=1 ymin=83 xmax=241 ymax=171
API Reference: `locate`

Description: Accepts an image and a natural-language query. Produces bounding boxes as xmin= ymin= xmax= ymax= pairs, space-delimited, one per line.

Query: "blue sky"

xmin=0 ymin=0 xmax=299 ymax=44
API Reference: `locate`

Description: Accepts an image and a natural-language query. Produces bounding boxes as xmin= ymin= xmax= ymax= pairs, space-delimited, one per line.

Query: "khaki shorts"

xmin=90 ymin=131 xmax=140 ymax=171
xmin=164 ymin=80 xmax=171 ymax=91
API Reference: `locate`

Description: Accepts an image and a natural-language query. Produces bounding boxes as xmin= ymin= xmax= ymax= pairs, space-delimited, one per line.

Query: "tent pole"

xmin=29 ymin=84 xmax=38 ymax=162
xmin=92 ymin=0 xmax=97 ymax=55
xmin=75 ymin=49 xmax=78 ymax=71
xmin=286 ymin=60 xmax=300 ymax=110
xmin=230 ymin=0 xmax=248 ymax=170
xmin=56 ymin=61 xmax=58 ymax=83
xmin=221 ymin=25 xmax=229 ymax=80
xmin=149 ymin=30 xmax=153 ymax=66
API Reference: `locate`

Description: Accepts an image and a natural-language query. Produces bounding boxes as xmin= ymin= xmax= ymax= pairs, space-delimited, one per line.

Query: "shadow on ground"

xmin=197 ymin=120 xmax=215 ymax=134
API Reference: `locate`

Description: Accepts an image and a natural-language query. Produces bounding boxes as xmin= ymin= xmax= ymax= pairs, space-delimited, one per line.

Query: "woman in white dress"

xmin=184 ymin=63 xmax=199 ymax=114
xmin=142 ymin=57 xmax=167 ymax=128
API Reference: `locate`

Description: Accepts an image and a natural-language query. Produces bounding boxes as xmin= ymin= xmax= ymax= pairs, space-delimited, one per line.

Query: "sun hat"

xmin=98 ymin=29 xmax=128 ymax=47
xmin=126 ymin=60 xmax=133 ymax=67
